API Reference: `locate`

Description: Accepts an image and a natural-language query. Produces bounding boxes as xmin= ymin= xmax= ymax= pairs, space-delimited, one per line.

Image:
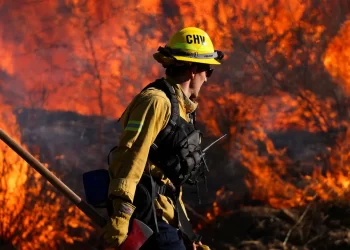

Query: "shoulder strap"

xmin=143 ymin=78 xmax=180 ymax=145
xmin=188 ymin=109 xmax=197 ymax=127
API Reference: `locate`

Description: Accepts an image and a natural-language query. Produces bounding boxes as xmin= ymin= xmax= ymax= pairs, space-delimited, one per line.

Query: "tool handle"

xmin=0 ymin=129 xmax=107 ymax=227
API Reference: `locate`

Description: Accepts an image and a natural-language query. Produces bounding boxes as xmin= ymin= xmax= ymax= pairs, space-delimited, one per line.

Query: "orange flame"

xmin=0 ymin=97 xmax=93 ymax=249
xmin=196 ymin=187 xmax=234 ymax=231
xmin=324 ymin=20 xmax=350 ymax=95
xmin=0 ymin=0 xmax=350 ymax=240
xmin=1 ymin=0 xmax=327 ymax=117
xmin=199 ymin=81 xmax=350 ymax=208
xmin=199 ymin=84 xmax=340 ymax=137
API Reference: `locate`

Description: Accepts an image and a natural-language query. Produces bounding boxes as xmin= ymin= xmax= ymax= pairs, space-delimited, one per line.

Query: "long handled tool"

xmin=0 ymin=128 xmax=107 ymax=227
xmin=0 ymin=129 xmax=153 ymax=250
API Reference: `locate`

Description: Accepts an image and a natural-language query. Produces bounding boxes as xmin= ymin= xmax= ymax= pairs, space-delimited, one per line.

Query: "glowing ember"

xmin=196 ymin=187 xmax=234 ymax=231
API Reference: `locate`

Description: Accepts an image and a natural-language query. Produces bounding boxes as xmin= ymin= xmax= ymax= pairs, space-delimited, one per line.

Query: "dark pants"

xmin=139 ymin=220 xmax=187 ymax=250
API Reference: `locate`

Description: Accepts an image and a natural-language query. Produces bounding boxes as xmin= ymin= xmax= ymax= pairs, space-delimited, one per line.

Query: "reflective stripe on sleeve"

xmin=125 ymin=120 xmax=143 ymax=132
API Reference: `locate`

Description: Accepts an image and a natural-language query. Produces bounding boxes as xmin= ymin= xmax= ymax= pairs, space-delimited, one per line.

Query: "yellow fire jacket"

xmin=108 ymin=77 xmax=198 ymax=227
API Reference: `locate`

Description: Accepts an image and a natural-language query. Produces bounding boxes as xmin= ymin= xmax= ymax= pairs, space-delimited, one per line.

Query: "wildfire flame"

xmin=0 ymin=0 xmax=350 ymax=245
xmin=0 ymin=97 xmax=93 ymax=249
xmin=196 ymin=187 xmax=234 ymax=231
xmin=324 ymin=20 xmax=350 ymax=95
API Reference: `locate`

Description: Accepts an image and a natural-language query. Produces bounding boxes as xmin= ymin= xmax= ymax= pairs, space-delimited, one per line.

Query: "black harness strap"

xmin=147 ymin=163 xmax=159 ymax=233
xmin=144 ymin=79 xmax=180 ymax=147
xmin=176 ymin=198 xmax=202 ymax=243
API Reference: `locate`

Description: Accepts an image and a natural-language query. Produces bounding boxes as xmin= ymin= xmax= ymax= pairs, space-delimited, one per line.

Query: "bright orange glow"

xmin=324 ymin=20 xmax=350 ymax=95
xmin=0 ymin=0 xmax=349 ymax=242
xmin=0 ymin=97 xmax=93 ymax=249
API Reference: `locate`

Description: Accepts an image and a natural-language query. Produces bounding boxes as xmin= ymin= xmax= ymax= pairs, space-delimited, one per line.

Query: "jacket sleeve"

xmin=108 ymin=93 xmax=171 ymax=203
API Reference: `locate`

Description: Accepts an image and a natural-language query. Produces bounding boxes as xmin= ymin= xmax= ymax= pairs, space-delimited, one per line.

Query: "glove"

xmin=187 ymin=242 xmax=211 ymax=250
xmin=101 ymin=199 xmax=136 ymax=248
xmin=196 ymin=244 xmax=210 ymax=250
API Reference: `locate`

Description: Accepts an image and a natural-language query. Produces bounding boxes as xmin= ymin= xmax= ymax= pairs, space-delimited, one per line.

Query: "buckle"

xmin=157 ymin=185 xmax=167 ymax=195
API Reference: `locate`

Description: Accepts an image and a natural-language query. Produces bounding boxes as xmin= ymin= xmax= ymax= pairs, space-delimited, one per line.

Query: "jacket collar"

xmin=164 ymin=77 xmax=198 ymax=114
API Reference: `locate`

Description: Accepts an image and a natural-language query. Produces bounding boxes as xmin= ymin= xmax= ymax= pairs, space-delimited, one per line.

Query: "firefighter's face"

xmin=190 ymin=64 xmax=212 ymax=99
xmin=190 ymin=71 xmax=207 ymax=99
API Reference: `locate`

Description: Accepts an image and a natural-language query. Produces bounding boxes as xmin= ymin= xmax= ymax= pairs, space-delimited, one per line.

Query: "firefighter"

xmin=101 ymin=27 xmax=224 ymax=250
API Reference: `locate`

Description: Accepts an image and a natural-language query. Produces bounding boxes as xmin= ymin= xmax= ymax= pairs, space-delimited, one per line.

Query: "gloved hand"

xmin=100 ymin=199 xmax=136 ymax=248
xmin=196 ymin=243 xmax=211 ymax=250
xmin=188 ymin=242 xmax=211 ymax=250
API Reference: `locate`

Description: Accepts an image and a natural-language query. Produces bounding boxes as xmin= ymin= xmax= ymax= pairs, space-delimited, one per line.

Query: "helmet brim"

xmin=172 ymin=55 xmax=221 ymax=65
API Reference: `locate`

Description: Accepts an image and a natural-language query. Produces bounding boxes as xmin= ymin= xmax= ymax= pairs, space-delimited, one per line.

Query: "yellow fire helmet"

xmin=153 ymin=27 xmax=224 ymax=67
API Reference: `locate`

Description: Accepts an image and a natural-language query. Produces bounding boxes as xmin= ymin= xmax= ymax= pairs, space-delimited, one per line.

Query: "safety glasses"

xmin=196 ymin=64 xmax=214 ymax=78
